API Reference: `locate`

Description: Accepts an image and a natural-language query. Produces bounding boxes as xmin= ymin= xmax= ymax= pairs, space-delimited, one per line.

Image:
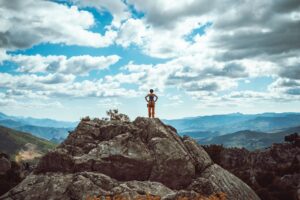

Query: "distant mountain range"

xmin=1 ymin=112 xmax=300 ymax=149
xmin=0 ymin=112 xmax=77 ymax=128
xmin=163 ymin=112 xmax=300 ymax=150
xmin=0 ymin=112 xmax=76 ymax=142
xmin=200 ymin=126 xmax=300 ymax=150
xmin=163 ymin=112 xmax=300 ymax=138
xmin=0 ymin=125 xmax=56 ymax=158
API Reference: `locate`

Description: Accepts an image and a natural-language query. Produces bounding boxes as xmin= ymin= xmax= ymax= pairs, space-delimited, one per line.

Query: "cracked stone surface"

xmin=0 ymin=117 xmax=260 ymax=200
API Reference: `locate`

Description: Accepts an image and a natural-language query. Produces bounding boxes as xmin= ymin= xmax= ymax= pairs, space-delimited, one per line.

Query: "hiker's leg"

xmin=152 ymin=105 xmax=155 ymax=118
xmin=148 ymin=105 xmax=151 ymax=118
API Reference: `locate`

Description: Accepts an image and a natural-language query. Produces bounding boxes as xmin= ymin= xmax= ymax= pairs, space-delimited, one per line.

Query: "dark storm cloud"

xmin=286 ymin=88 xmax=300 ymax=95
xmin=0 ymin=0 xmax=41 ymax=50
xmin=39 ymin=74 xmax=74 ymax=84
xmin=128 ymin=0 xmax=216 ymax=28
xmin=0 ymin=0 xmax=28 ymax=10
xmin=269 ymin=77 xmax=300 ymax=97
xmin=204 ymin=62 xmax=248 ymax=78
xmin=166 ymin=62 xmax=247 ymax=87
xmin=271 ymin=0 xmax=300 ymax=13
xmin=213 ymin=21 xmax=300 ymax=60
xmin=206 ymin=0 xmax=300 ymax=69
xmin=276 ymin=79 xmax=300 ymax=87
xmin=184 ymin=81 xmax=219 ymax=92
xmin=129 ymin=0 xmax=300 ymax=31
xmin=0 ymin=31 xmax=42 ymax=50
xmin=279 ymin=65 xmax=300 ymax=80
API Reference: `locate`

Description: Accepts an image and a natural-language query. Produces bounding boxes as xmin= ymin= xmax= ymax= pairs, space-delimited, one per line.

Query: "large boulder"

xmin=1 ymin=117 xmax=260 ymax=200
xmin=201 ymin=164 xmax=260 ymax=200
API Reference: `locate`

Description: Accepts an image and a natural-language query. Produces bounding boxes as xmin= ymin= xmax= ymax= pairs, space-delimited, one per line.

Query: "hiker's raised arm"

xmin=154 ymin=94 xmax=158 ymax=102
xmin=145 ymin=94 xmax=149 ymax=102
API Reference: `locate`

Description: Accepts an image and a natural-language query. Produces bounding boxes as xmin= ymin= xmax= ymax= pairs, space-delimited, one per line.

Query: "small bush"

xmin=106 ymin=109 xmax=130 ymax=122
xmin=81 ymin=116 xmax=91 ymax=121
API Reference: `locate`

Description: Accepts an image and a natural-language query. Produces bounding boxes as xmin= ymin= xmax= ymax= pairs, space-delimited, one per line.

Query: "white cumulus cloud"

xmin=10 ymin=54 xmax=120 ymax=75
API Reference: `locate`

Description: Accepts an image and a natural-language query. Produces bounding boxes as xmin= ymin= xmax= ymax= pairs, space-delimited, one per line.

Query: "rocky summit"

xmin=0 ymin=117 xmax=260 ymax=200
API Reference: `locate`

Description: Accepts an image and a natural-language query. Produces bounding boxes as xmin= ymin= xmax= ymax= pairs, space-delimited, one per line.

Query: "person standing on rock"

xmin=145 ymin=89 xmax=158 ymax=118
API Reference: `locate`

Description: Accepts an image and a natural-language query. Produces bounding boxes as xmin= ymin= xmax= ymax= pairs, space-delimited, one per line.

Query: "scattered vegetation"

xmin=202 ymin=192 xmax=227 ymax=200
xmin=166 ymin=192 xmax=227 ymax=200
xmin=106 ymin=109 xmax=130 ymax=122
xmin=81 ymin=110 xmax=130 ymax=123
xmin=81 ymin=116 xmax=91 ymax=121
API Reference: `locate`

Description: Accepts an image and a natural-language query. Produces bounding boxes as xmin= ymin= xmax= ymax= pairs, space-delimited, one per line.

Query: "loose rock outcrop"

xmin=0 ymin=153 xmax=31 ymax=196
xmin=0 ymin=117 xmax=260 ymax=200
xmin=204 ymin=143 xmax=300 ymax=200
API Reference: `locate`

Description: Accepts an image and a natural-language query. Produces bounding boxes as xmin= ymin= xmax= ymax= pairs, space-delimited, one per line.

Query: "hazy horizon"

xmin=1 ymin=110 xmax=300 ymax=122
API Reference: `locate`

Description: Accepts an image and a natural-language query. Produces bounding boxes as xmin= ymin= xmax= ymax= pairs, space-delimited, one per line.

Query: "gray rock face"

xmin=201 ymin=164 xmax=260 ymax=200
xmin=214 ymin=143 xmax=300 ymax=200
xmin=1 ymin=117 xmax=260 ymax=200
xmin=0 ymin=157 xmax=11 ymax=175
xmin=0 ymin=172 xmax=174 ymax=200
xmin=182 ymin=136 xmax=213 ymax=173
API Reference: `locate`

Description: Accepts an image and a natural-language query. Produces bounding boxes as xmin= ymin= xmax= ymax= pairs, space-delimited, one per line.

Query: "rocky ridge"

xmin=203 ymin=143 xmax=300 ymax=200
xmin=0 ymin=117 xmax=260 ymax=200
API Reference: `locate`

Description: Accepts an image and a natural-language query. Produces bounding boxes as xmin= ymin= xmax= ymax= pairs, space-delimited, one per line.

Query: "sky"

xmin=0 ymin=0 xmax=300 ymax=121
